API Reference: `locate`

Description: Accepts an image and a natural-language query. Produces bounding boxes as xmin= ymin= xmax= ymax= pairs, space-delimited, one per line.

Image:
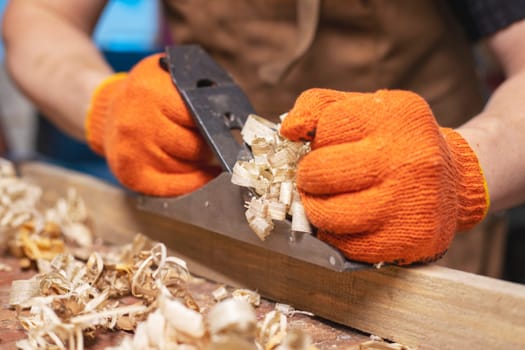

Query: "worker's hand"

xmin=281 ymin=89 xmax=489 ymax=265
xmin=85 ymin=53 xmax=220 ymax=196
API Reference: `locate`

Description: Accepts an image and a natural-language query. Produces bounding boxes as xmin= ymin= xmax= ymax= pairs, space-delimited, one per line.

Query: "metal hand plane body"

xmin=138 ymin=45 xmax=368 ymax=272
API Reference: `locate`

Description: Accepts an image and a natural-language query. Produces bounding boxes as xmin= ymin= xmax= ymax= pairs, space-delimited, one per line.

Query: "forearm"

xmin=2 ymin=0 xmax=112 ymax=140
xmin=455 ymin=18 xmax=525 ymax=212
xmin=458 ymin=69 xmax=525 ymax=212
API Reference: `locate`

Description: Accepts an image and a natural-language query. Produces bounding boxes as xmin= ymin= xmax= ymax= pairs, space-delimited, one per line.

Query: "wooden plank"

xmin=19 ymin=162 xmax=525 ymax=350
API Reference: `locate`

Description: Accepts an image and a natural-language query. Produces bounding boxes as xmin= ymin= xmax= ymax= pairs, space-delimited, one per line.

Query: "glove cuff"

xmin=85 ymin=73 xmax=128 ymax=156
xmin=441 ymin=128 xmax=490 ymax=231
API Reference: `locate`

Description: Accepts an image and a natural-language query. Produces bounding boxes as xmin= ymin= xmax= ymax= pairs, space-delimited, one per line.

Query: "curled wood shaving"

xmin=244 ymin=197 xmax=274 ymax=240
xmin=208 ymin=298 xmax=257 ymax=337
xmin=231 ymin=114 xmax=311 ymax=240
xmin=274 ymin=303 xmax=314 ymax=317
xmin=159 ymin=287 xmax=205 ymax=338
xmin=240 ymin=114 xmax=278 ymax=146
xmin=212 ymin=285 xmax=229 ymax=302
xmin=232 ymin=288 xmax=261 ymax=307
xmin=257 ymin=309 xmax=288 ymax=350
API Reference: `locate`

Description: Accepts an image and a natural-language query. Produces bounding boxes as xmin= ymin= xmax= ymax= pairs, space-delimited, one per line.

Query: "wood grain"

xmin=18 ymin=162 xmax=525 ymax=350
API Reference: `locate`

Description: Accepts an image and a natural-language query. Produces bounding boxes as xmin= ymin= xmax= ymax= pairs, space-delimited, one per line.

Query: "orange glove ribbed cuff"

xmin=85 ymin=73 xmax=128 ymax=156
xmin=441 ymin=128 xmax=490 ymax=230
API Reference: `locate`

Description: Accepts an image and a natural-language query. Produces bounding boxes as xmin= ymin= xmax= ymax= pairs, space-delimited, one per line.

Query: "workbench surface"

xmin=6 ymin=162 xmax=524 ymax=350
xmin=0 ymin=255 xmax=371 ymax=350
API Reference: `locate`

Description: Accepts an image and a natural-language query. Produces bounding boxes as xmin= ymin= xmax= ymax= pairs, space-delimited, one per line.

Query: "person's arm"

xmin=2 ymin=0 xmax=113 ymax=140
xmin=457 ymin=18 xmax=525 ymax=212
xmin=3 ymin=1 xmax=220 ymax=197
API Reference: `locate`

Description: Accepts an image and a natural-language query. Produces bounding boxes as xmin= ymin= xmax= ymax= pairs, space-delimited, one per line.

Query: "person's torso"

xmin=162 ymin=0 xmax=484 ymax=126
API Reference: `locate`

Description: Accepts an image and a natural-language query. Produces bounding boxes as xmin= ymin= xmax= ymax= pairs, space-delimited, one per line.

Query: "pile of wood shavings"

xmin=0 ymin=158 xmax=93 ymax=266
xmin=11 ymin=235 xmax=316 ymax=350
xmin=10 ymin=235 xmax=197 ymax=350
xmin=231 ymin=114 xmax=312 ymax=240
xmin=1 ymin=158 xmax=316 ymax=350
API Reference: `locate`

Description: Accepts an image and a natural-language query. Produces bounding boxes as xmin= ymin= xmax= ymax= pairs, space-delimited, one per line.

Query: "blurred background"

xmin=0 ymin=0 xmax=161 ymax=184
xmin=0 ymin=0 xmax=523 ymax=284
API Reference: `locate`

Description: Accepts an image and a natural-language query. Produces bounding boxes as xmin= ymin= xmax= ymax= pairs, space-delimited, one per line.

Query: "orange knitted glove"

xmin=85 ymin=53 xmax=220 ymax=196
xmin=281 ymin=89 xmax=489 ymax=265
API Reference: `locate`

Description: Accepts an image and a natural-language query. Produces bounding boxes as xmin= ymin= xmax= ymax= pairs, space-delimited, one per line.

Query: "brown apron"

xmin=161 ymin=0 xmax=507 ymax=277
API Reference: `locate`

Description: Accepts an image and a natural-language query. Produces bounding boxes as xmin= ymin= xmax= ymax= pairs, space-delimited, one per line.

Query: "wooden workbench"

xmin=2 ymin=161 xmax=525 ymax=350
xmin=0 ymin=255 xmax=370 ymax=349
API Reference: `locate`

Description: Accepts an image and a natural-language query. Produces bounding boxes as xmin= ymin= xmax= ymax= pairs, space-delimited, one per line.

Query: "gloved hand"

xmin=85 ymin=53 xmax=221 ymax=196
xmin=281 ymin=89 xmax=489 ymax=265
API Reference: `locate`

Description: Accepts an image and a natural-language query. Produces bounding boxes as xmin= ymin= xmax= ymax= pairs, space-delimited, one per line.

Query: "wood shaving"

xmin=374 ymin=262 xmax=385 ymax=269
xmin=231 ymin=114 xmax=312 ymax=240
xmin=208 ymin=298 xmax=257 ymax=337
xmin=274 ymin=303 xmax=314 ymax=317
xmin=232 ymin=288 xmax=261 ymax=307
xmin=212 ymin=285 xmax=229 ymax=302
xmin=274 ymin=329 xmax=316 ymax=350
xmin=360 ymin=335 xmax=413 ymax=350
xmin=0 ymin=261 xmax=12 ymax=271
xmin=359 ymin=340 xmax=413 ymax=350
xmin=257 ymin=309 xmax=288 ymax=349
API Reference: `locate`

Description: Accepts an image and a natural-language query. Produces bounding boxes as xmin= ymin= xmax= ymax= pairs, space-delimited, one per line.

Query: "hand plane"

xmin=137 ymin=45 xmax=368 ymax=272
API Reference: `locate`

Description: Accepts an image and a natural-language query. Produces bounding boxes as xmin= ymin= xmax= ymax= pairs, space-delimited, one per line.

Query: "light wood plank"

xmin=19 ymin=162 xmax=525 ymax=350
